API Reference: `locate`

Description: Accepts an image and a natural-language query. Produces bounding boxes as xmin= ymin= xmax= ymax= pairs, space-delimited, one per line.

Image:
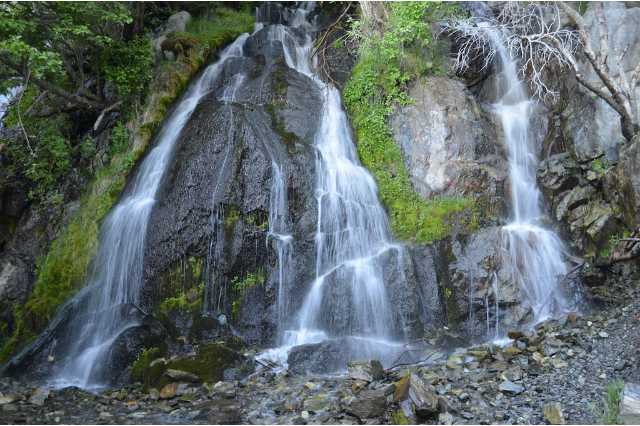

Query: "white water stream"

xmin=52 ymin=35 xmax=250 ymax=389
xmin=488 ymin=29 xmax=571 ymax=324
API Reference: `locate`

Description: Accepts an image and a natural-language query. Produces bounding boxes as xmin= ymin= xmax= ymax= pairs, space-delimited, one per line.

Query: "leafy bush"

xmin=344 ymin=2 xmax=474 ymax=243
xmin=109 ymin=122 xmax=130 ymax=156
xmin=2 ymin=85 xmax=72 ymax=202
xmin=103 ymin=36 xmax=154 ymax=105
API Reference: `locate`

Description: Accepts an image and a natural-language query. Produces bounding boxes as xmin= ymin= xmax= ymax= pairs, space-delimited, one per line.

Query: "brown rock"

xmin=394 ymin=375 xmax=410 ymax=402
xmin=160 ymin=383 xmax=178 ymax=399
xmin=543 ymin=402 xmax=565 ymax=425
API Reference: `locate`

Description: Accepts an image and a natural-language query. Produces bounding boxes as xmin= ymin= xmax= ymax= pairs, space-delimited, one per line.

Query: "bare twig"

xmin=442 ymin=2 xmax=580 ymax=103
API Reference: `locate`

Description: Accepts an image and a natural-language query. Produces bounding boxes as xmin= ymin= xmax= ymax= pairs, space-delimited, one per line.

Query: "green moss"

xmin=156 ymin=256 xmax=205 ymax=316
xmin=230 ymin=269 xmax=265 ymax=321
xmin=343 ymin=3 xmax=473 ymax=244
xmin=134 ymin=343 xmax=242 ymax=389
xmin=224 ymin=204 xmax=241 ymax=231
xmin=131 ymin=347 xmax=166 ymax=389
xmin=391 ymin=410 xmax=411 ymax=425
xmin=168 ymin=342 xmax=242 ymax=383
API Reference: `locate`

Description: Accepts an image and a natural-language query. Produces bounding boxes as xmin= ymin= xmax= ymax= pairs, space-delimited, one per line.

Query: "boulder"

xmin=498 ymin=380 xmax=524 ymax=395
xmin=204 ymin=399 xmax=242 ymax=425
xmin=391 ymin=76 xmax=506 ymax=214
xmin=165 ymin=11 xmax=191 ymax=34
xmin=620 ymin=383 xmax=640 ymax=425
xmin=28 ymin=387 xmax=49 ymax=406
xmin=347 ymin=360 xmax=385 ymax=382
xmin=212 ymin=381 xmax=236 ymax=399
xmin=164 ymin=369 xmax=200 ymax=383
xmin=159 ymin=383 xmax=177 ymax=399
xmin=346 ymin=388 xmax=387 ymax=419
xmin=408 ymin=373 xmax=439 ymax=420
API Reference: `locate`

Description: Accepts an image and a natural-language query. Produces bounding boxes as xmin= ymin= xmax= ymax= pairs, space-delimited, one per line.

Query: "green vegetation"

xmin=231 ymin=270 xmax=266 ymax=321
xmin=2 ymin=87 xmax=72 ymax=202
xmin=598 ymin=380 xmax=624 ymax=424
xmin=599 ymin=230 xmax=632 ymax=260
xmin=184 ymin=7 xmax=254 ymax=51
xmin=344 ymin=2 xmax=475 ymax=243
xmin=0 ymin=5 xmax=254 ymax=362
xmin=131 ymin=347 xmax=165 ymax=388
xmin=591 ymin=157 xmax=608 ymax=176
xmin=156 ymin=256 xmax=205 ymax=315
xmin=391 ymin=410 xmax=411 ymax=425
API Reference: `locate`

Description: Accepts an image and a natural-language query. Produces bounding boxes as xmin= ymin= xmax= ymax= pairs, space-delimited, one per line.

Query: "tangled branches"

xmin=442 ymin=2 xmax=581 ymax=103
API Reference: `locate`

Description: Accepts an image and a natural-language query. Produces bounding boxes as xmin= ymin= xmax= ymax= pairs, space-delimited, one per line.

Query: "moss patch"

xmin=131 ymin=347 xmax=167 ymax=390
xmin=343 ymin=2 xmax=475 ymax=244
xmin=167 ymin=342 xmax=242 ymax=383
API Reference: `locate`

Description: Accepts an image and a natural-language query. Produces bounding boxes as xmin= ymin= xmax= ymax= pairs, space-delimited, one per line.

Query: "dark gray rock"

xmin=346 ymin=388 xmax=387 ymax=419
xmin=347 ymin=360 xmax=384 ymax=382
xmin=144 ymin=26 xmax=323 ymax=346
xmin=408 ymin=373 xmax=439 ymax=420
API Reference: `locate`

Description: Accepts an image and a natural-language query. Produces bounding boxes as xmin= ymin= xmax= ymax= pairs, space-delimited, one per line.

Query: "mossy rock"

xmin=161 ymin=32 xmax=199 ymax=56
xmin=131 ymin=347 xmax=168 ymax=390
xmin=167 ymin=342 xmax=243 ymax=383
xmin=133 ymin=342 xmax=245 ymax=390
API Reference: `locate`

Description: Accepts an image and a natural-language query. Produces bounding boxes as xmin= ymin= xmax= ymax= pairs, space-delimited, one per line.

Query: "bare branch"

xmin=442 ymin=2 xmax=580 ymax=103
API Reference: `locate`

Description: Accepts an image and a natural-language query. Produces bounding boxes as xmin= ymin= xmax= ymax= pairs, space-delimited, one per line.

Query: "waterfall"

xmin=52 ymin=34 xmax=250 ymax=389
xmin=486 ymin=28 xmax=571 ymax=324
xmin=258 ymin=3 xmax=406 ymax=368
xmin=0 ymin=87 xmax=20 ymax=127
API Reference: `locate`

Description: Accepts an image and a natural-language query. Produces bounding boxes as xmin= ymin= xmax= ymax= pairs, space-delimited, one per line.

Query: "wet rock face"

xmin=391 ymin=76 xmax=507 ymax=220
xmin=144 ymin=25 xmax=323 ymax=347
xmin=2 ymin=300 xmax=165 ymax=382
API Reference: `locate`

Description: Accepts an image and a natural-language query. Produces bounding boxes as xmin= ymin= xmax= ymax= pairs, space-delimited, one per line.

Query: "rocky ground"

xmin=0 ymin=286 xmax=638 ymax=425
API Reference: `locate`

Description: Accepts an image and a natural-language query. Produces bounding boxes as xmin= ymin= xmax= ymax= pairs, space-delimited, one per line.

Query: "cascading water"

xmin=0 ymin=87 xmax=19 ymax=126
xmin=259 ymin=4 xmax=407 ymax=367
xmin=52 ymin=34 xmax=250 ymax=389
xmin=487 ymin=28 xmax=571 ymax=324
